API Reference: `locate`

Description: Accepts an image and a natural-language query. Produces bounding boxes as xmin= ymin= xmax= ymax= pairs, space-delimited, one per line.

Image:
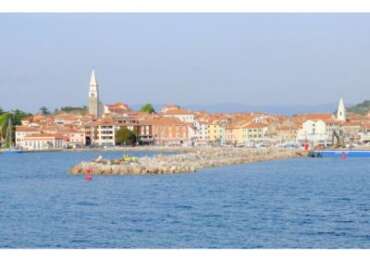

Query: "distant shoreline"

xmin=3 ymin=145 xmax=370 ymax=154
xmin=2 ymin=145 xmax=269 ymax=154
xmin=1 ymin=146 xmax=204 ymax=154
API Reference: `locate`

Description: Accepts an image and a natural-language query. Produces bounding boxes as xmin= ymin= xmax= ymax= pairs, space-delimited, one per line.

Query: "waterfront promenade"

xmin=70 ymin=147 xmax=305 ymax=175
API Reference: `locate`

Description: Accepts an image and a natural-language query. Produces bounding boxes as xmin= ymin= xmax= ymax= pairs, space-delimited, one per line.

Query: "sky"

xmin=1 ymin=13 xmax=370 ymax=113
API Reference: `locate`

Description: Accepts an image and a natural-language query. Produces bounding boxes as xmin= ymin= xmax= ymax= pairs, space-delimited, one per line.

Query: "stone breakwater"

xmin=70 ymin=147 xmax=306 ymax=176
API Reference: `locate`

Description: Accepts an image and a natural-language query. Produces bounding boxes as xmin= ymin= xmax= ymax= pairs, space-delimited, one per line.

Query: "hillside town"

xmin=11 ymin=70 xmax=370 ymax=151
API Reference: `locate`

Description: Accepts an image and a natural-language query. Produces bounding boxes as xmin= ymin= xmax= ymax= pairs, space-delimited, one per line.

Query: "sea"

xmin=1 ymin=150 xmax=370 ymax=248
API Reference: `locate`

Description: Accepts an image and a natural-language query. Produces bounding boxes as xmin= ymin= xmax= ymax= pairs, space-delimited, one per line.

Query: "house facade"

xmin=296 ymin=120 xmax=331 ymax=146
xmin=20 ymin=134 xmax=64 ymax=150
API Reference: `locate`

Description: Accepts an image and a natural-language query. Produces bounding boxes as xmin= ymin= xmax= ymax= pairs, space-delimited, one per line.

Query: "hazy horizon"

xmin=1 ymin=13 xmax=370 ymax=113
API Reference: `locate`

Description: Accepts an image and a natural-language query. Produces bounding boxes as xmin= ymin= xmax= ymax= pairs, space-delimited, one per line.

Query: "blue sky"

xmin=1 ymin=13 xmax=370 ymax=112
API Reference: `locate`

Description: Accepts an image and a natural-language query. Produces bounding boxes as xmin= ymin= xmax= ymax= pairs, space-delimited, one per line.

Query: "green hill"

xmin=347 ymin=100 xmax=370 ymax=115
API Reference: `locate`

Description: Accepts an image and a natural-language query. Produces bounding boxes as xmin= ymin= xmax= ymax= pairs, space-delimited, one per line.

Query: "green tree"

xmin=115 ymin=127 xmax=137 ymax=146
xmin=11 ymin=109 xmax=31 ymax=125
xmin=59 ymin=106 xmax=88 ymax=114
xmin=0 ymin=113 xmax=10 ymax=140
xmin=0 ymin=113 xmax=13 ymax=147
xmin=0 ymin=107 xmax=4 ymax=115
xmin=39 ymin=106 xmax=50 ymax=115
xmin=139 ymin=103 xmax=155 ymax=113
xmin=0 ymin=110 xmax=31 ymax=145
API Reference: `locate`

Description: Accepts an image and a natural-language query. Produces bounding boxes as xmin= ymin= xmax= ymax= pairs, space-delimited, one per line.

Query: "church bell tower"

xmin=88 ymin=70 xmax=101 ymax=118
xmin=336 ymin=97 xmax=346 ymax=122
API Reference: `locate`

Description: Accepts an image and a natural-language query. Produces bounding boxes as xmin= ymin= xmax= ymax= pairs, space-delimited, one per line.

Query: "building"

xmin=264 ymin=117 xmax=299 ymax=144
xmin=93 ymin=116 xmax=143 ymax=146
xmin=62 ymin=130 xmax=86 ymax=148
xmin=150 ymin=117 xmax=194 ymax=146
xmin=53 ymin=113 xmax=82 ymax=126
xmin=359 ymin=123 xmax=370 ymax=143
xmin=88 ymin=70 xmax=103 ymax=118
xmin=242 ymin=122 xmax=268 ymax=145
xmin=20 ymin=134 xmax=64 ymax=150
xmin=15 ymin=126 xmax=41 ymax=148
xmin=225 ymin=121 xmax=246 ymax=146
xmin=273 ymin=125 xmax=299 ymax=144
xmin=193 ymin=116 xmax=210 ymax=145
xmin=94 ymin=117 xmax=116 ymax=146
xmin=104 ymin=102 xmax=131 ymax=115
xmin=208 ymin=118 xmax=228 ymax=145
xmin=342 ymin=121 xmax=361 ymax=143
xmin=296 ymin=120 xmax=329 ymax=146
xmin=81 ymin=122 xmax=96 ymax=146
xmin=160 ymin=105 xmax=195 ymax=124
xmin=137 ymin=120 xmax=154 ymax=144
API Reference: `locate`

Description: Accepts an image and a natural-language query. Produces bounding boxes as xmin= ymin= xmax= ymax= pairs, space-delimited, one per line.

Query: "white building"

xmin=94 ymin=118 xmax=137 ymax=146
xmin=15 ymin=126 xmax=41 ymax=148
xmin=193 ymin=118 xmax=209 ymax=145
xmin=96 ymin=125 xmax=116 ymax=146
xmin=20 ymin=134 xmax=64 ymax=150
xmin=296 ymin=120 xmax=330 ymax=146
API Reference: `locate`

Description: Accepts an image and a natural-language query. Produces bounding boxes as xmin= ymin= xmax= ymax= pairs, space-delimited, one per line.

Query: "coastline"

xmin=0 ymin=146 xmax=202 ymax=154
xmin=0 ymin=146 xmax=196 ymax=154
xmin=70 ymin=147 xmax=307 ymax=176
xmin=66 ymin=146 xmax=197 ymax=153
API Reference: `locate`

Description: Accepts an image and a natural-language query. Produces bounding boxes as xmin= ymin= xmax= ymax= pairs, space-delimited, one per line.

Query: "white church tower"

xmin=336 ymin=97 xmax=346 ymax=122
xmin=88 ymin=70 xmax=102 ymax=118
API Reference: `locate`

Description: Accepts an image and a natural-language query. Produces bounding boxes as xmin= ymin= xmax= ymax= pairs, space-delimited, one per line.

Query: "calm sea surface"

xmin=1 ymin=151 xmax=370 ymax=248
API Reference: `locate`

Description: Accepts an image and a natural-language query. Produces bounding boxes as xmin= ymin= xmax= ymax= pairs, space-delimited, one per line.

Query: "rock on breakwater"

xmin=69 ymin=147 xmax=306 ymax=176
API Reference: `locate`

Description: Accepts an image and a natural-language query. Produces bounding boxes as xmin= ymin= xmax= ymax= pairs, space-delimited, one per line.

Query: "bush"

xmin=115 ymin=127 xmax=137 ymax=146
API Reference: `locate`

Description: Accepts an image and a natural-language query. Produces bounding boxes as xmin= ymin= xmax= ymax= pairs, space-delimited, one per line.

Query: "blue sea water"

xmin=1 ymin=151 xmax=370 ymax=248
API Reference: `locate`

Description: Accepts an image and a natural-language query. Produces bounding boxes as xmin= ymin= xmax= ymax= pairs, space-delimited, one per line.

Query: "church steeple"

xmin=88 ymin=69 xmax=101 ymax=117
xmin=90 ymin=70 xmax=97 ymax=86
xmin=336 ymin=97 xmax=346 ymax=122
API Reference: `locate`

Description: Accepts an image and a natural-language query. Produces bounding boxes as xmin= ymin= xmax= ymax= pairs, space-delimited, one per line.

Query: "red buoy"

xmin=340 ymin=152 xmax=347 ymax=160
xmin=84 ymin=168 xmax=93 ymax=181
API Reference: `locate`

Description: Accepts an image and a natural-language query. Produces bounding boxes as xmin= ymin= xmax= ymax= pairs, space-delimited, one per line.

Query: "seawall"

xmin=70 ymin=147 xmax=306 ymax=176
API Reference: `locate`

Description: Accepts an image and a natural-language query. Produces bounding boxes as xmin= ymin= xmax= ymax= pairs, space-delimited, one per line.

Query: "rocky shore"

xmin=70 ymin=147 xmax=306 ymax=176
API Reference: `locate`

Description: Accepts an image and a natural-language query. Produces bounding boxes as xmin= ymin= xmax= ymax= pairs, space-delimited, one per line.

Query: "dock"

xmin=308 ymin=150 xmax=370 ymax=158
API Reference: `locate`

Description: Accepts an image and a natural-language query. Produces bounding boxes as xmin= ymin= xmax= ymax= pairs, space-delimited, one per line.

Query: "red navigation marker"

xmin=340 ymin=152 xmax=347 ymax=160
xmin=84 ymin=167 xmax=93 ymax=181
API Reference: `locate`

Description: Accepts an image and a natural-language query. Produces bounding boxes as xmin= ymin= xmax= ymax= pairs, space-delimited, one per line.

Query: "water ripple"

xmin=1 ymin=152 xmax=370 ymax=248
